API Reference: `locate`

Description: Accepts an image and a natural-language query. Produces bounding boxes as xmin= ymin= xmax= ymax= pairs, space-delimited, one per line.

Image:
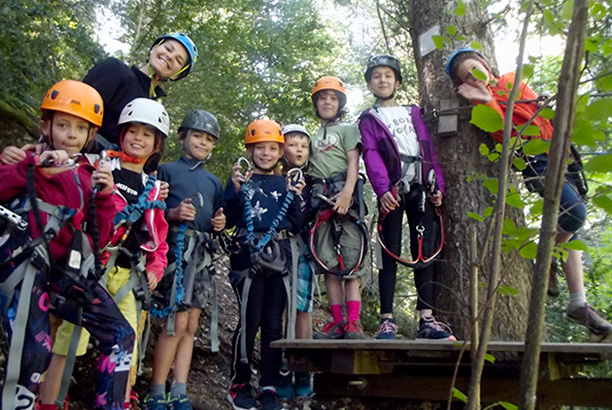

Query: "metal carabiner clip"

xmin=237 ymin=157 xmax=252 ymax=175
xmin=189 ymin=192 xmax=204 ymax=208
xmin=416 ymin=224 xmax=425 ymax=237
xmin=286 ymin=167 xmax=303 ymax=186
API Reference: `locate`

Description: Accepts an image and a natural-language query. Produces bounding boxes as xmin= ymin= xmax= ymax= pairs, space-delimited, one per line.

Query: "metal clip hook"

xmin=286 ymin=167 xmax=303 ymax=186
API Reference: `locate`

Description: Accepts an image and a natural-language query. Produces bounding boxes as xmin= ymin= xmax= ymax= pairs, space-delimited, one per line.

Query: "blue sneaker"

xmin=375 ymin=318 xmax=397 ymax=340
xmin=294 ymin=372 xmax=313 ymax=398
xmin=168 ymin=394 xmax=192 ymax=410
xmin=142 ymin=394 xmax=168 ymax=410
xmin=416 ymin=315 xmax=456 ymax=341
xmin=227 ymin=383 xmax=257 ymax=410
xmin=276 ymin=370 xmax=293 ymax=399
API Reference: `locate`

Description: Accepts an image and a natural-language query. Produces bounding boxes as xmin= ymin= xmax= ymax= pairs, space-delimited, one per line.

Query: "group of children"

xmin=1 ymin=36 xmax=611 ymax=410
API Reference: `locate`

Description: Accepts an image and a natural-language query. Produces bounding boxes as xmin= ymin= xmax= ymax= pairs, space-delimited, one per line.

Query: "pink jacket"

xmin=101 ymin=179 xmax=169 ymax=280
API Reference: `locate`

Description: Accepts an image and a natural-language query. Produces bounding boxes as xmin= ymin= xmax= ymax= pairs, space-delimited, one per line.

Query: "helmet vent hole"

xmin=94 ymin=104 xmax=101 ymax=114
xmin=51 ymin=90 xmax=59 ymax=100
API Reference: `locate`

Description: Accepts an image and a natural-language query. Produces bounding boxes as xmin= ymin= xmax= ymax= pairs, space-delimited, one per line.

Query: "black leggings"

xmin=379 ymin=188 xmax=439 ymax=314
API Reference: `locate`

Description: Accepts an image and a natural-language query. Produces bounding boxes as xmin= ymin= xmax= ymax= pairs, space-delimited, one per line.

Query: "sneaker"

xmin=258 ymin=387 xmax=282 ymax=410
xmin=548 ymin=259 xmax=562 ymax=297
xmin=375 ymin=318 xmax=397 ymax=340
xmin=168 ymin=394 xmax=192 ymax=410
xmin=294 ymin=372 xmax=313 ymax=398
xmin=566 ymin=303 xmax=612 ymax=336
xmin=343 ymin=320 xmax=365 ymax=339
xmin=416 ymin=315 xmax=457 ymax=341
xmin=313 ymin=320 xmax=345 ymax=339
xmin=142 ymin=394 xmax=168 ymax=410
xmin=227 ymin=383 xmax=257 ymax=410
xmin=276 ymin=371 xmax=293 ymax=399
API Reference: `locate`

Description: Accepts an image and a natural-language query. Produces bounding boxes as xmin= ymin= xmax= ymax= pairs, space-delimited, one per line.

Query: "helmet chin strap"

xmin=374 ymin=91 xmax=395 ymax=101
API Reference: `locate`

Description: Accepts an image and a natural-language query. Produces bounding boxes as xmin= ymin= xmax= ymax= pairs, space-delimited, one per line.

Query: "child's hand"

xmin=332 ymin=189 xmax=352 ymax=215
xmin=457 ymin=83 xmax=492 ymax=103
xmin=146 ymin=271 xmax=159 ymax=290
xmin=1 ymin=146 xmax=27 ymax=164
xmin=211 ymin=207 xmax=226 ymax=232
xmin=159 ymin=181 xmax=170 ymax=200
xmin=92 ymin=162 xmax=114 ymax=193
xmin=231 ymin=162 xmax=250 ymax=193
xmin=38 ymin=150 xmax=71 ymax=167
xmin=429 ymin=189 xmax=443 ymax=207
xmin=287 ymin=176 xmax=306 ymax=196
xmin=167 ymin=198 xmax=197 ymax=222
xmin=380 ymin=191 xmax=399 ymax=214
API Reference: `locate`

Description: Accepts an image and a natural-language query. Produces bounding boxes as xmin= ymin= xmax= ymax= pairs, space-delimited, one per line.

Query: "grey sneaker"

xmin=566 ymin=303 xmax=612 ymax=336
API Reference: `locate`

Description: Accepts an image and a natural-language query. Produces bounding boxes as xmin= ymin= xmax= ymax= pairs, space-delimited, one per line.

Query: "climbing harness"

xmin=235 ymin=160 xmax=302 ymax=363
xmin=377 ymin=169 xmax=444 ymax=269
xmin=308 ymin=173 xmax=369 ymax=277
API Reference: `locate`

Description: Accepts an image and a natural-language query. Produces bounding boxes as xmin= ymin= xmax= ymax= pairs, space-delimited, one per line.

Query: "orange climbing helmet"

xmin=311 ymin=76 xmax=347 ymax=118
xmin=40 ymin=80 xmax=104 ymax=127
xmin=245 ymin=118 xmax=284 ymax=145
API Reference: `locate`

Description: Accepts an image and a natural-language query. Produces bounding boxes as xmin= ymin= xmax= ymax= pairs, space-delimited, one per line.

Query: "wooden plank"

xmin=313 ymin=373 xmax=612 ymax=407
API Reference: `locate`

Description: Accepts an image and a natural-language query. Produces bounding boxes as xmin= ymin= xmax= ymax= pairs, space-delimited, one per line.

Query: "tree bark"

xmin=401 ymin=0 xmax=533 ymax=345
xmin=518 ymin=1 xmax=589 ymax=408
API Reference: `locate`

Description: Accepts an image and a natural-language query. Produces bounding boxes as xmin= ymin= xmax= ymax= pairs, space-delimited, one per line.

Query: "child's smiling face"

xmin=455 ymin=57 xmax=491 ymax=88
xmin=249 ymin=141 xmax=283 ymax=172
xmin=283 ymin=133 xmax=309 ymax=168
xmin=121 ymin=123 xmax=158 ymax=159
xmin=183 ymin=130 xmax=216 ymax=161
xmin=316 ymin=90 xmax=340 ymax=121
xmin=368 ymin=66 xmax=400 ymax=98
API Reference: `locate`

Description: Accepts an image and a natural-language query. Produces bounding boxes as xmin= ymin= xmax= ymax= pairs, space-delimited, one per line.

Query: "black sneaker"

xmin=227 ymin=383 xmax=257 ymax=410
xmin=375 ymin=318 xmax=397 ymax=340
xmin=566 ymin=303 xmax=612 ymax=337
xmin=258 ymin=387 xmax=282 ymax=410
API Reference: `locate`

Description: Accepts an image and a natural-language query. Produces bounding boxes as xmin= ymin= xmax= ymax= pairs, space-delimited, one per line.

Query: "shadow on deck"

xmin=272 ymin=339 xmax=612 ymax=407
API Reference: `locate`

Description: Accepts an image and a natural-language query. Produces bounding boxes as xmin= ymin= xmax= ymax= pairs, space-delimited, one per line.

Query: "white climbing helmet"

xmin=282 ymin=124 xmax=310 ymax=139
xmin=118 ymin=98 xmax=170 ymax=138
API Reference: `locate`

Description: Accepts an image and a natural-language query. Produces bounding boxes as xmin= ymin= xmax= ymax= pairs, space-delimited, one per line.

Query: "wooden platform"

xmin=272 ymin=339 xmax=612 ymax=406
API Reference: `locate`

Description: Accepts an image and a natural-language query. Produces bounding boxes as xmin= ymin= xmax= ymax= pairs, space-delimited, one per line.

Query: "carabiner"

xmin=190 ymin=192 xmax=204 ymax=208
xmin=416 ymin=224 xmax=425 ymax=237
xmin=286 ymin=167 xmax=303 ymax=186
xmin=237 ymin=157 xmax=252 ymax=175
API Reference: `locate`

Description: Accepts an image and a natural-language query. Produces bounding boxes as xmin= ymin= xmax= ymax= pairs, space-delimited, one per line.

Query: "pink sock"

xmin=330 ymin=304 xmax=344 ymax=323
xmin=124 ymin=402 xmax=131 ymax=409
xmin=39 ymin=405 xmax=58 ymax=410
xmin=346 ymin=300 xmax=361 ymax=322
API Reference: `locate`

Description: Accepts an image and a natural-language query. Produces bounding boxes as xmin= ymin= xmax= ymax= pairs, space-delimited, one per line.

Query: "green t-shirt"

xmin=308 ymin=123 xmax=361 ymax=179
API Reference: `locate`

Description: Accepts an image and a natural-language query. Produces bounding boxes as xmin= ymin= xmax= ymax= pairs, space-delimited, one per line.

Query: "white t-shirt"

xmin=376 ymin=106 xmax=421 ymax=186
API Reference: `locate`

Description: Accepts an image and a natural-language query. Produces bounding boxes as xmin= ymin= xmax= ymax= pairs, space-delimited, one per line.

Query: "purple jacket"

xmin=359 ymin=105 xmax=445 ymax=198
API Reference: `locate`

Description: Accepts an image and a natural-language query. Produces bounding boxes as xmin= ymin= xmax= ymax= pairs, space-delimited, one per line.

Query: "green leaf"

xmin=432 ymin=35 xmax=444 ymax=49
xmin=500 ymin=402 xmax=519 ymax=410
xmin=484 ymin=353 xmax=496 ymax=363
xmin=522 ymin=139 xmax=549 ymax=155
xmin=562 ymin=240 xmax=588 ymax=251
xmin=592 ymin=194 xmax=612 ymax=215
xmin=540 ymin=108 xmax=555 ymax=120
xmin=488 ymin=152 xmax=500 ymax=162
xmin=454 ymin=0 xmax=466 ymax=16
xmin=470 ymin=105 xmax=503 ymax=132
xmin=470 ymin=40 xmax=483 ymax=50
xmin=472 ymin=67 xmax=488 ymax=81
xmin=479 ymin=143 xmax=490 ymax=156
xmin=505 ymin=191 xmax=525 ymax=209
xmin=484 ymin=178 xmax=499 ymax=194
xmin=585 ymin=38 xmax=598 ymax=53
xmin=521 ymin=125 xmax=541 ymax=137
xmin=468 ymin=212 xmax=485 ymax=222
xmin=519 ymin=241 xmax=538 ymax=259
xmin=521 ymin=64 xmax=534 ymax=79
xmin=498 ymin=285 xmax=520 ymax=296
xmin=483 ymin=207 xmax=493 ymax=217
xmin=531 ymin=199 xmax=543 ymax=215
xmin=513 ymin=157 xmax=526 ymax=170
xmin=561 ymin=0 xmax=575 ymax=20
xmin=591 ymin=3 xmax=606 ymax=20
xmin=572 ymin=118 xmax=597 ymax=147
xmin=584 ymin=98 xmax=612 ymax=122
xmin=584 ymin=154 xmax=612 ymax=173
xmin=446 ymin=25 xmax=457 ymax=36
xmin=453 ymin=387 xmax=467 ymax=403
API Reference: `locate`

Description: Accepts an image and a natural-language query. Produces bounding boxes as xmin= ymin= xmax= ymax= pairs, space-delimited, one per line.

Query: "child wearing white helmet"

xmin=39 ymin=98 xmax=171 ymax=409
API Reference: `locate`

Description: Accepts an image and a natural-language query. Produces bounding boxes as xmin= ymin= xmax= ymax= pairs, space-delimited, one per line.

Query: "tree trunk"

xmin=400 ymin=0 xmax=533 ymax=342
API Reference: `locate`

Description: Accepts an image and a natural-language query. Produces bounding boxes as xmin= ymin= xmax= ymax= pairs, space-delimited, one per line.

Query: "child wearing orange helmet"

xmin=224 ymin=119 xmax=305 ymax=410
xmin=308 ymin=76 xmax=368 ymax=340
xmin=0 ymin=80 xmax=135 ymax=410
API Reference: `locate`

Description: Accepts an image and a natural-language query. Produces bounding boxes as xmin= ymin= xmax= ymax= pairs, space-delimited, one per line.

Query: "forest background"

xmin=1 ymin=0 xmax=612 ymax=408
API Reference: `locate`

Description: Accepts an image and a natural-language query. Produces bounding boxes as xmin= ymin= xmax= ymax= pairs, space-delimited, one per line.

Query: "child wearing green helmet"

xmin=143 ymin=109 xmax=226 ymax=410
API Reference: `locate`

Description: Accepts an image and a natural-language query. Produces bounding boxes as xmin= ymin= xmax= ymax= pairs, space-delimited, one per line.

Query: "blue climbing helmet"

xmin=151 ymin=32 xmax=198 ymax=81
xmin=445 ymin=47 xmax=487 ymax=76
